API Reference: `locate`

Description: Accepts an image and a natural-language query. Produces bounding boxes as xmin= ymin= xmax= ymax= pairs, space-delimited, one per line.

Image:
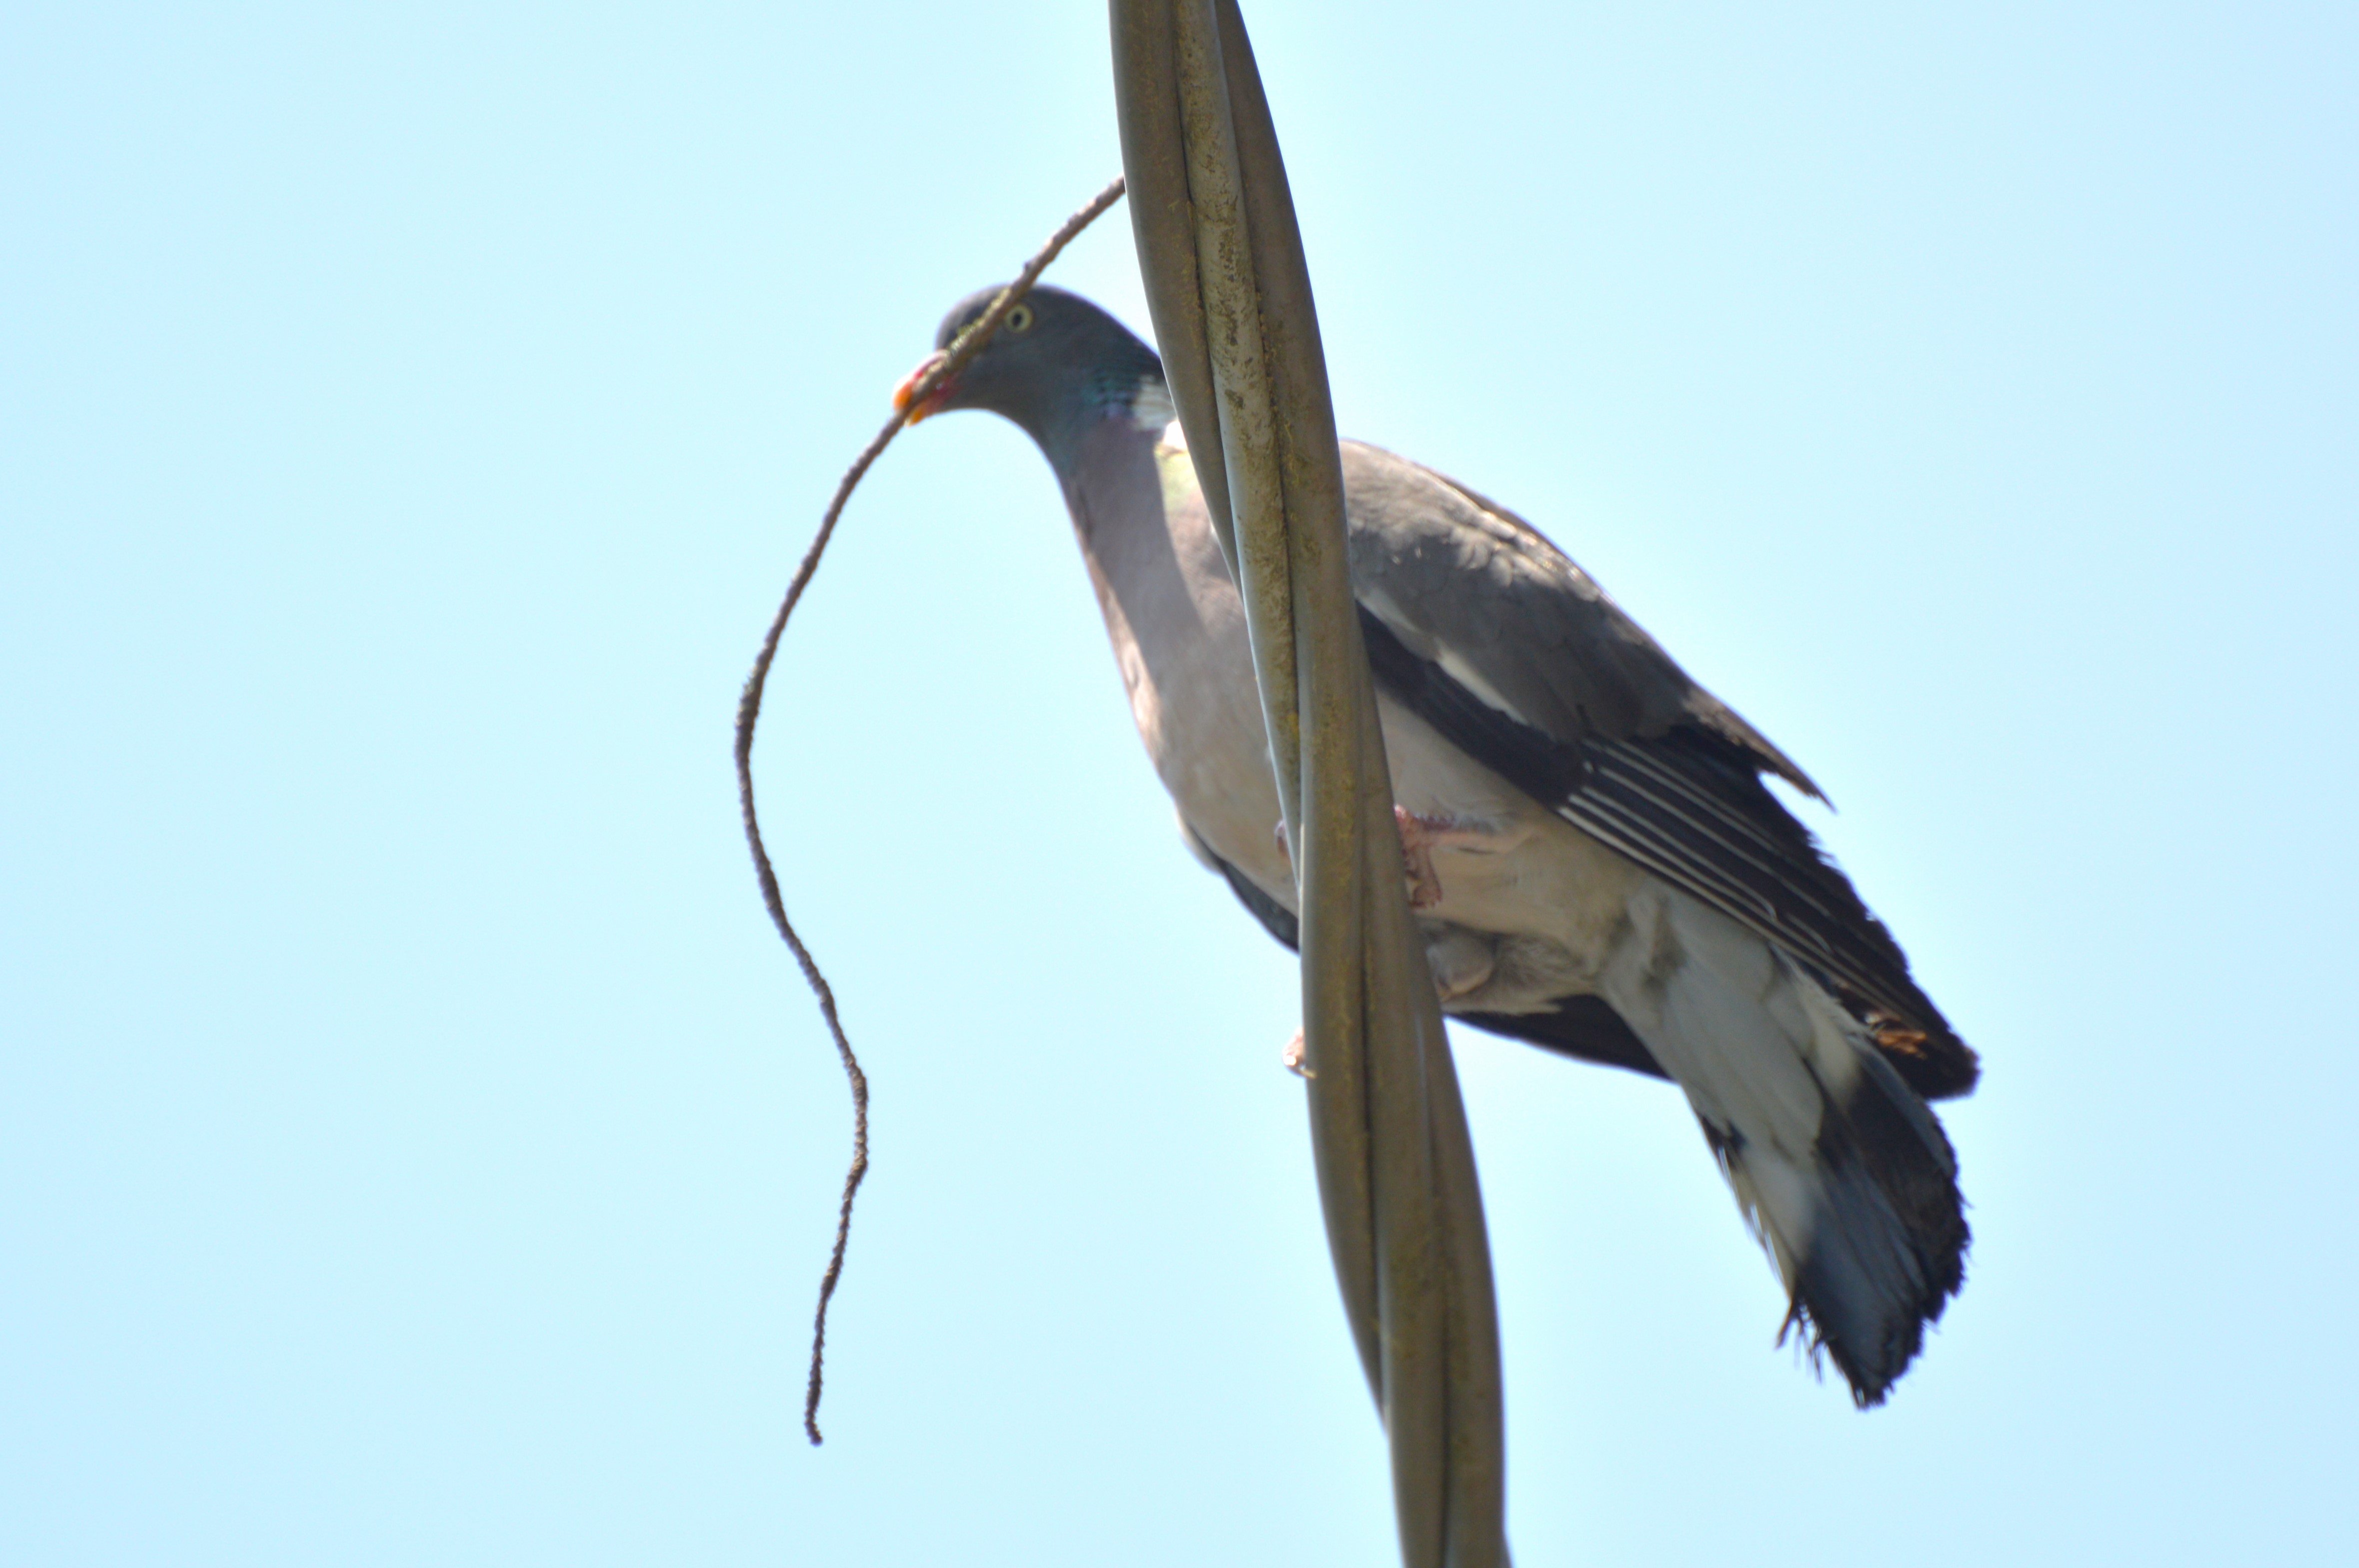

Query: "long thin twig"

xmin=734 ymin=174 xmax=1128 ymax=1447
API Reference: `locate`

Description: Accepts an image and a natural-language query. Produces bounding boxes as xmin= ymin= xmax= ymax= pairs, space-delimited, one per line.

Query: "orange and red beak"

xmin=892 ymin=350 xmax=954 ymax=424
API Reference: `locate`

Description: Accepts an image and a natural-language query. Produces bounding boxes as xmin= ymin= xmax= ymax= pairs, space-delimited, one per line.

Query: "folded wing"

xmin=1341 ymin=442 xmax=1976 ymax=1100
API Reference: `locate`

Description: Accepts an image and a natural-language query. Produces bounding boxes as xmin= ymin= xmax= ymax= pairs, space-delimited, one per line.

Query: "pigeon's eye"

xmin=1005 ymin=303 xmax=1036 ymax=334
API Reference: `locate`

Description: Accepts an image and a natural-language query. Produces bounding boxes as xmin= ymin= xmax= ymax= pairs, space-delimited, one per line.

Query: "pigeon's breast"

xmin=1064 ymin=425 xmax=1292 ymax=904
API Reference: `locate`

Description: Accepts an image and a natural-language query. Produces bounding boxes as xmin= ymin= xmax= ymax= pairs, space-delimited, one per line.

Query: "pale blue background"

xmin=6 ymin=3 xmax=2354 ymax=1564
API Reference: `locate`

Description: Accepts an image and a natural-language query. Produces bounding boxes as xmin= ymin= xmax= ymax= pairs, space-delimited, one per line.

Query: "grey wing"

xmin=1338 ymin=442 xmax=1977 ymax=1100
xmin=1339 ymin=441 xmax=1819 ymax=794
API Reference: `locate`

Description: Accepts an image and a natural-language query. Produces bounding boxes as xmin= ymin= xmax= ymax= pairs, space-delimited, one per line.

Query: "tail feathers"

xmin=1604 ymin=886 xmax=1970 ymax=1404
xmin=1706 ymin=1042 xmax=1967 ymax=1406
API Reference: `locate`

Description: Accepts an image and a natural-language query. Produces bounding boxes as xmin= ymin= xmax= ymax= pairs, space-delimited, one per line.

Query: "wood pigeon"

xmin=895 ymin=284 xmax=1975 ymax=1406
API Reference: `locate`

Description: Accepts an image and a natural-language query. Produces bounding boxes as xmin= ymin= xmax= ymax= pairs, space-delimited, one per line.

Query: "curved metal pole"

xmin=1110 ymin=6 xmax=1509 ymax=1564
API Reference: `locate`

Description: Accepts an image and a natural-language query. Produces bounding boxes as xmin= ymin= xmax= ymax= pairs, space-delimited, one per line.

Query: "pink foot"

xmin=1277 ymin=808 xmax=1488 ymax=911
xmin=1397 ymin=806 xmax=1474 ymax=910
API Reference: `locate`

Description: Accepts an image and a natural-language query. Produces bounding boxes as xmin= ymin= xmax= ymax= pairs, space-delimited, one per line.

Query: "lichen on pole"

xmin=1109 ymin=4 xmax=1510 ymax=1563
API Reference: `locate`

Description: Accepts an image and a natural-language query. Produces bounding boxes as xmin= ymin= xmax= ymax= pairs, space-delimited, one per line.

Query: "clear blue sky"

xmin=5 ymin=4 xmax=2353 ymax=1564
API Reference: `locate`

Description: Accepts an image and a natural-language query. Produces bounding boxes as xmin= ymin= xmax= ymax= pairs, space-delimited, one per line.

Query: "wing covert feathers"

xmin=1339 ymin=442 xmax=1821 ymax=795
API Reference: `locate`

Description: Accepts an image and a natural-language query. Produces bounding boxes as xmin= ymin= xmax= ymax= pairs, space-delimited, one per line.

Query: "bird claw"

xmin=1276 ymin=806 xmax=1480 ymax=911
xmin=1395 ymin=806 xmax=1448 ymax=909
xmin=1281 ymin=1028 xmax=1314 ymax=1078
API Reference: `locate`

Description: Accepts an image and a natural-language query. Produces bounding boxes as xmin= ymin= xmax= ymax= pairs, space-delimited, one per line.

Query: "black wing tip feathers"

xmin=1871 ymin=1018 xmax=1981 ymax=1102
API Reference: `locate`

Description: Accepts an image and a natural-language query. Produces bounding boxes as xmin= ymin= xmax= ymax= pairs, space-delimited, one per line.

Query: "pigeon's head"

xmin=893 ymin=284 xmax=1169 ymax=466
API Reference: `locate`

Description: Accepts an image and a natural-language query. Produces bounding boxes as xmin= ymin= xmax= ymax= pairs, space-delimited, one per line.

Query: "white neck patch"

xmin=1126 ymin=376 xmax=1177 ymax=433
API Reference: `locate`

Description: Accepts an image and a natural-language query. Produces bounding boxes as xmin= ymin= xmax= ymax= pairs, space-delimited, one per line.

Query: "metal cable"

xmin=1110 ymin=6 xmax=1510 ymax=1562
